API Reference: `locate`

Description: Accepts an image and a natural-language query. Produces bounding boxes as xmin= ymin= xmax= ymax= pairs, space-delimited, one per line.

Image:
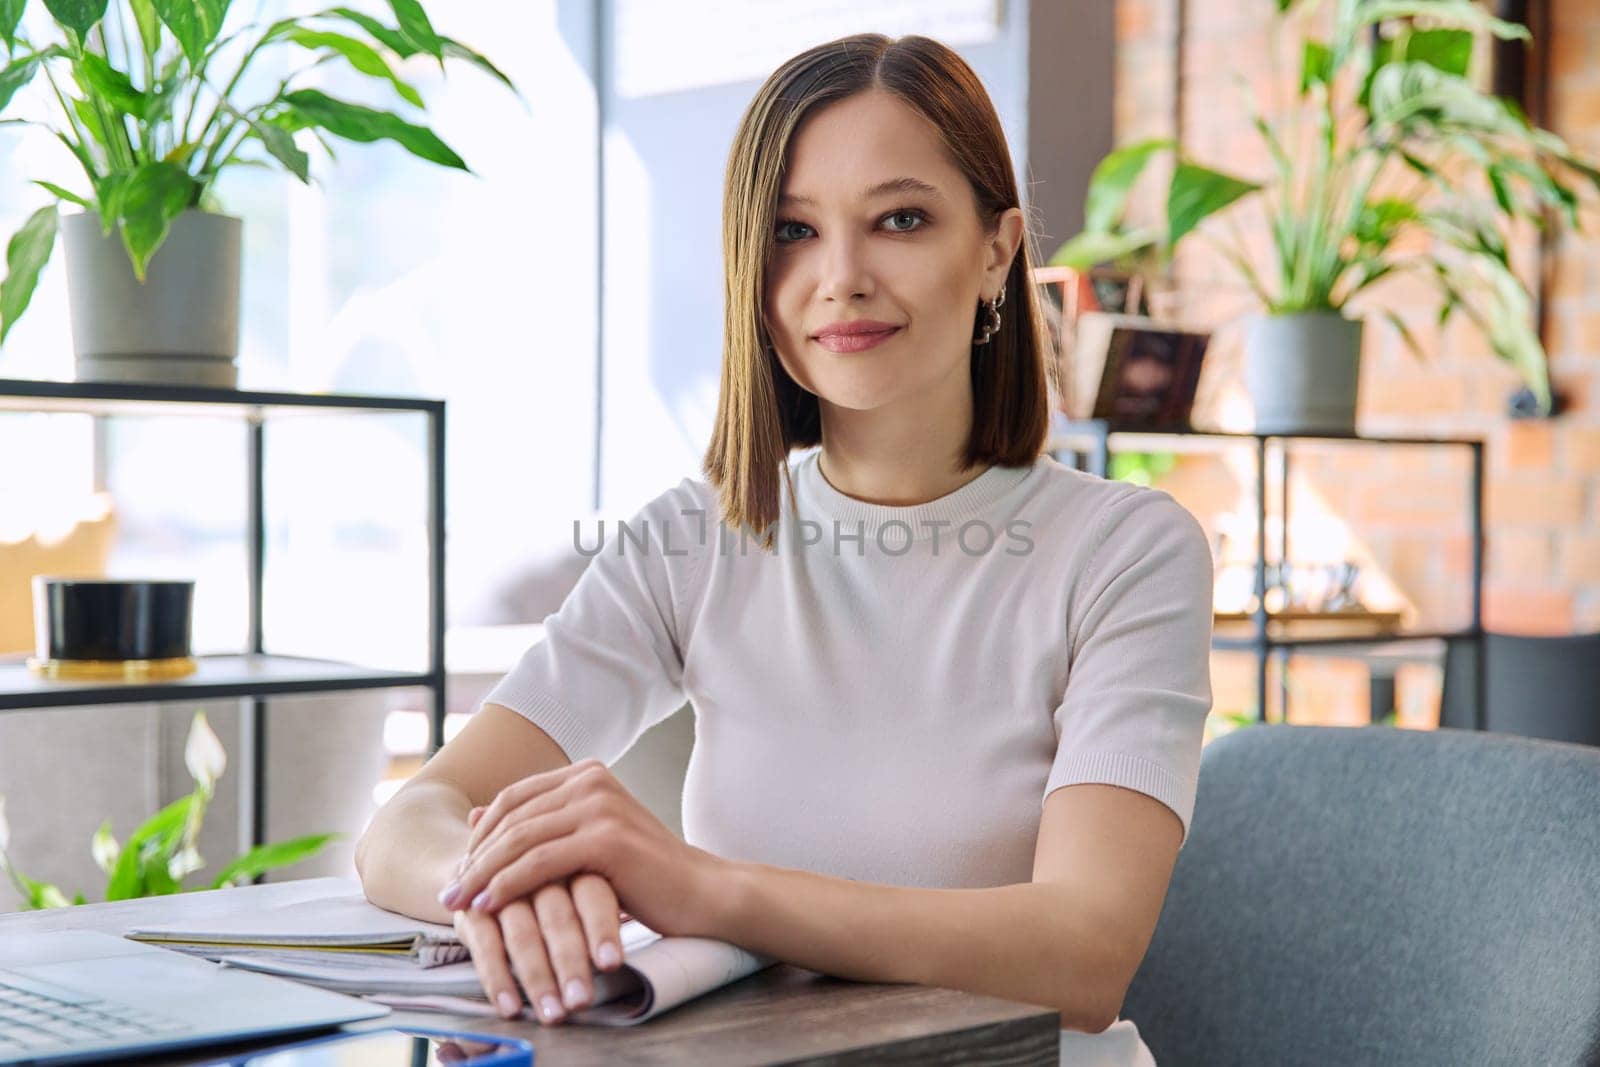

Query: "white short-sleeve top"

xmin=483 ymin=448 xmax=1215 ymax=889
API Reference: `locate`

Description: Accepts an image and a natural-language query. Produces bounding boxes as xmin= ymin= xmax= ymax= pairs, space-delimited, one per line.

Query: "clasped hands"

xmin=437 ymin=758 xmax=726 ymax=1025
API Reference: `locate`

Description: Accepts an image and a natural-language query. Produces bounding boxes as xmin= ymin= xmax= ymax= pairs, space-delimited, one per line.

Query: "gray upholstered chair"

xmin=1121 ymin=725 xmax=1600 ymax=1066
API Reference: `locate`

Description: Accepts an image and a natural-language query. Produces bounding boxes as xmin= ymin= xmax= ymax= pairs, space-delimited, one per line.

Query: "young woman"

xmin=357 ymin=32 xmax=1213 ymax=1066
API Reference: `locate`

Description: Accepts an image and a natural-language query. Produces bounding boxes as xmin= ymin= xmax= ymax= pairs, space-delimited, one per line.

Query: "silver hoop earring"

xmin=973 ymin=282 xmax=1006 ymax=345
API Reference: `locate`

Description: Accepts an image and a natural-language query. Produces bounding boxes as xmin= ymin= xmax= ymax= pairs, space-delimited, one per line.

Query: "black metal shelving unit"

xmin=0 ymin=378 xmax=447 ymax=852
xmin=1049 ymin=414 xmax=1486 ymax=730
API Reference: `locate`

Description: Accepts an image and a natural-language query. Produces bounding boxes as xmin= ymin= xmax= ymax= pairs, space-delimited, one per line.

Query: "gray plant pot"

xmin=1244 ymin=311 xmax=1363 ymax=435
xmin=60 ymin=209 xmax=242 ymax=388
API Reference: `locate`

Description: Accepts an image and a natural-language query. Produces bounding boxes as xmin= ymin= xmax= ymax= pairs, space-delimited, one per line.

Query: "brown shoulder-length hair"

xmin=703 ymin=33 xmax=1058 ymax=551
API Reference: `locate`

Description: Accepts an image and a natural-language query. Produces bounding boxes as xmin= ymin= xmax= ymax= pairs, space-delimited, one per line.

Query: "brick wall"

xmin=1112 ymin=0 xmax=1600 ymax=723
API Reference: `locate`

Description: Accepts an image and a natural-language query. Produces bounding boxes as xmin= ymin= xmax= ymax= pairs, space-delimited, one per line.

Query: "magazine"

xmin=124 ymin=883 xmax=775 ymax=1026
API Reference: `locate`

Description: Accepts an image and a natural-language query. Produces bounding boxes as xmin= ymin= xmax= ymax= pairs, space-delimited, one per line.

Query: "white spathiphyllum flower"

xmin=167 ymin=845 xmax=205 ymax=882
xmin=38 ymin=884 xmax=71 ymax=908
xmin=185 ymin=711 xmax=227 ymax=796
xmin=91 ymin=821 xmax=121 ymax=875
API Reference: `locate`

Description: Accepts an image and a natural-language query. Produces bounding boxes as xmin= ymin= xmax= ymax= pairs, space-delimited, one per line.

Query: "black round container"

xmin=29 ymin=577 xmax=197 ymax=680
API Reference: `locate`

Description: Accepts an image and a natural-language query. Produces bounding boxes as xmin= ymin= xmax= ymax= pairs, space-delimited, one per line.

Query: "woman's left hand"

xmin=438 ymin=758 xmax=730 ymax=939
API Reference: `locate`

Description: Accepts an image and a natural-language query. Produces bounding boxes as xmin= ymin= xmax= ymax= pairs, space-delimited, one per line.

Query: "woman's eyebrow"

xmin=779 ymin=176 xmax=945 ymax=207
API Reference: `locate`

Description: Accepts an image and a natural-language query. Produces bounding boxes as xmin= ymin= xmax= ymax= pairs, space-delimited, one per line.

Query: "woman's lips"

xmin=812 ymin=327 xmax=901 ymax=353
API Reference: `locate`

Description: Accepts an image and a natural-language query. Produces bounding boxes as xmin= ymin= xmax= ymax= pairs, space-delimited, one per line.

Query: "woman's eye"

xmin=883 ymin=209 xmax=926 ymax=232
xmin=775 ymin=220 xmax=812 ymax=242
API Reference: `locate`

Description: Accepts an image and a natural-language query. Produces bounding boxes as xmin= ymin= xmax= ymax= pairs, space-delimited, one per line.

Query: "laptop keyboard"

xmin=0 ymin=976 xmax=192 ymax=1055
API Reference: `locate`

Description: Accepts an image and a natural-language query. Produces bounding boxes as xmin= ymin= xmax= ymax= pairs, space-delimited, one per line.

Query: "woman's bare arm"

xmin=708 ymin=783 xmax=1183 ymax=1033
xmin=355 ymin=702 xmax=571 ymax=924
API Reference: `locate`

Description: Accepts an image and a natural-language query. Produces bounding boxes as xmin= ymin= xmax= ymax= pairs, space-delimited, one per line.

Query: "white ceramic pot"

xmin=60 ymin=208 xmax=242 ymax=387
xmin=1244 ymin=311 xmax=1364 ymax=435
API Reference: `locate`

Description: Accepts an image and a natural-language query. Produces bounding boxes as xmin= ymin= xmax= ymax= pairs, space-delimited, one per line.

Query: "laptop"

xmin=0 ymin=929 xmax=391 ymax=1065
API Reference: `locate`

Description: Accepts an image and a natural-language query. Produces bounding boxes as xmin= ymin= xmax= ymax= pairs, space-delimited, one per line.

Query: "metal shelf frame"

xmin=0 ymin=377 xmax=447 ymax=852
xmin=1049 ymin=415 xmax=1486 ymax=729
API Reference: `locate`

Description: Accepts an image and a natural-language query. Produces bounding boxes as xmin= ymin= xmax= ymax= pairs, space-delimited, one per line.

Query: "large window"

xmin=1 ymin=1 xmax=598 ymax=665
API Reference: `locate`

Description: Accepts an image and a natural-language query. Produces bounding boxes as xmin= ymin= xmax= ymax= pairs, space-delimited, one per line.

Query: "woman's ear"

xmin=984 ymin=206 xmax=1027 ymax=293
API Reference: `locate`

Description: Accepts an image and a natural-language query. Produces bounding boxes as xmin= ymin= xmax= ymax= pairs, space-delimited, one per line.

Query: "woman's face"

xmin=763 ymin=89 xmax=1022 ymax=419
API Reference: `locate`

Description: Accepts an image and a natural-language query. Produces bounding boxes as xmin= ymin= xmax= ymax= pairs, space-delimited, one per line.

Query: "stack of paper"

xmin=123 ymin=887 xmax=775 ymax=1026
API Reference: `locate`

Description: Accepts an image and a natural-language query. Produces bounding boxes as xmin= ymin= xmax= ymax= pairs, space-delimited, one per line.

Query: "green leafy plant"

xmin=1109 ymin=450 xmax=1177 ymax=487
xmin=0 ymin=0 xmax=516 ymax=345
xmin=0 ymin=709 xmax=338 ymax=908
xmin=1050 ymin=0 xmax=1600 ymax=416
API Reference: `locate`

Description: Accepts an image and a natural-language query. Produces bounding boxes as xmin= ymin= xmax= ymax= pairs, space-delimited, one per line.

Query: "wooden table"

xmin=0 ymin=877 xmax=1061 ymax=1065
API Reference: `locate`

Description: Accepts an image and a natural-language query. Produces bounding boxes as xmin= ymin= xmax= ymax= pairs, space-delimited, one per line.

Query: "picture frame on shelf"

xmin=1069 ymin=311 xmax=1209 ymax=430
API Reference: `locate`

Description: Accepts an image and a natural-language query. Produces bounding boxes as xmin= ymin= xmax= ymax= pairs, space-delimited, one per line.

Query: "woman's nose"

xmin=815 ymin=234 xmax=874 ymax=303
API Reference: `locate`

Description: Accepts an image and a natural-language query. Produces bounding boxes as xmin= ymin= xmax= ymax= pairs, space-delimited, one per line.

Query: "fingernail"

xmin=563 ymin=978 xmax=588 ymax=1009
xmin=597 ymin=941 xmax=621 ymax=968
xmin=470 ymin=890 xmax=493 ymax=911
xmin=539 ymin=994 xmax=564 ymax=1022
xmin=437 ymin=882 xmax=462 ymax=908
xmin=497 ymin=991 xmax=519 ymax=1018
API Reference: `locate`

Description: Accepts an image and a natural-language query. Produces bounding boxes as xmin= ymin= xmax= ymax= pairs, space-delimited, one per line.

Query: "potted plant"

xmin=0 ymin=0 xmax=514 ymax=386
xmin=1051 ymin=0 xmax=1600 ymax=432
xmin=0 ymin=710 xmax=335 ymax=907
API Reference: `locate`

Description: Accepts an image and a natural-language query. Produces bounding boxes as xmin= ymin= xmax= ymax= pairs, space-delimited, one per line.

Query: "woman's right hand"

xmin=453 ymin=806 xmax=628 ymax=1023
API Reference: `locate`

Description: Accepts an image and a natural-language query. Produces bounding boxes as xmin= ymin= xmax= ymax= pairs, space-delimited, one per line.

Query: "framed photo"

xmin=1071 ymin=312 xmax=1209 ymax=430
